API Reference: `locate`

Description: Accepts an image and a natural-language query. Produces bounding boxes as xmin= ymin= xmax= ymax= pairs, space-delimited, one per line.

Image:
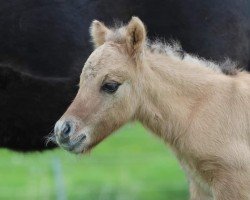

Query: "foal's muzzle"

xmin=54 ymin=120 xmax=86 ymax=151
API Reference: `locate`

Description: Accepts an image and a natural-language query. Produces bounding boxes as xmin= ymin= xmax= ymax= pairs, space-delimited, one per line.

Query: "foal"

xmin=54 ymin=17 xmax=250 ymax=199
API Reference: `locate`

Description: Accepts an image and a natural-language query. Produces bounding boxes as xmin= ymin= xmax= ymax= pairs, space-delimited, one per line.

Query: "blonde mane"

xmin=147 ymin=40 xmax=239 ymax=75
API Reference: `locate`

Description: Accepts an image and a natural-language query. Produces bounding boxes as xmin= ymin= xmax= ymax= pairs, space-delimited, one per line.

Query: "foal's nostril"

xmin=54 ymin=120 xmax=75 ymax=145
xmin=62 ymin=122 xmax=71 ymax=137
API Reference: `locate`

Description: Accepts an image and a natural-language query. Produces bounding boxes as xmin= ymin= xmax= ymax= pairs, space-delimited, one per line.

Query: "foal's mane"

xmin=146 ymin=39 xmax=239 ymax=76
xmin=105 ymin=22 xmax=239 ymax=76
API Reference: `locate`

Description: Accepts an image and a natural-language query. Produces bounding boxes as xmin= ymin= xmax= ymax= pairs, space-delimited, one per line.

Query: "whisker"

xmin=45 ymin=130 xmax=57 ymax=146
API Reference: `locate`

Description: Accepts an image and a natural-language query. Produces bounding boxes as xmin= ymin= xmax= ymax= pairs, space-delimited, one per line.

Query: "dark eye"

xmin=101 ymin=82 xmax=121 ymax=94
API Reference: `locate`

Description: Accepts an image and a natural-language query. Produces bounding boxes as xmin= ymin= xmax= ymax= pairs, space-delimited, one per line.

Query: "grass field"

xmin=0 ymin=123 xmax=188 ymax=200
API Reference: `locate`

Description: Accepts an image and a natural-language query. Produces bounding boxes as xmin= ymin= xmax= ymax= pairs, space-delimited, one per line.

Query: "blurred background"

xmin=1 ymin=0 xmax=250 ymax=199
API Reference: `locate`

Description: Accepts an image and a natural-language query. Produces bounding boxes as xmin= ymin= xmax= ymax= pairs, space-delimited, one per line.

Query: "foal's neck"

xmin=136 ymin=50 xmax=227 ymax=146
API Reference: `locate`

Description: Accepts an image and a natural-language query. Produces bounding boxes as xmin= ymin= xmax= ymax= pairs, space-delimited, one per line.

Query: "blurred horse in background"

xmin=1 ymin=0 xmax=250 ymax=151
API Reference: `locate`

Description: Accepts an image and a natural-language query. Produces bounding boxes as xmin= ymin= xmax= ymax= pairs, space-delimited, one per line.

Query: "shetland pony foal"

xmin=54 ymin=17 xmax=250 ymax=199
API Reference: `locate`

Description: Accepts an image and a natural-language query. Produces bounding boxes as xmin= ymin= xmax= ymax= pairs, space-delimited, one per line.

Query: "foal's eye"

xmin=101 ymin=82 xmax=121 ymax=94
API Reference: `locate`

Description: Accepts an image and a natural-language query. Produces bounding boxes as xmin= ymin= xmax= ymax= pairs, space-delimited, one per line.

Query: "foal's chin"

xmin=55 ymin=132 xmax=89 ymax=154
xmin=58 ymin=139 xmax=90 ymax=154
xmin=56 ymin=132 xmax=105 ymax=154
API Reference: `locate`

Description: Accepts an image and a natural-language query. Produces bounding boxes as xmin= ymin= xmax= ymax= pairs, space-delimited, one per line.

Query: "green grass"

xmin=0 ymin=123 xmax=188 ymax=200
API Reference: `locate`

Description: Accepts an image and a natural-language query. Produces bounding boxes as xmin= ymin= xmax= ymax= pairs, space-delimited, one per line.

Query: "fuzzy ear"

xmin=90 ymin=20 xmax=110 ymax=48
xmin=126 ymin=17 xmax=146 ymax=55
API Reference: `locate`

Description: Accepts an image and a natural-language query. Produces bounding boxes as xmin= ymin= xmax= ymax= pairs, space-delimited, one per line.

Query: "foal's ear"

xmin=90 ymin=20 xmax=110 ymax=48
xmin=126 ymin=17 xmax=146 ymax=56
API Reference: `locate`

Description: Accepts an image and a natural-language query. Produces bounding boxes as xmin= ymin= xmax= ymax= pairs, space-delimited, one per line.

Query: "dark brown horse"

xmin=1 ymin=0 xmax=250 ymax=151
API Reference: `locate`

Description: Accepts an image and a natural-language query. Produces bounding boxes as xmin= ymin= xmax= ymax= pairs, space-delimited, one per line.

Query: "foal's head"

xmin=54 ymin=17 xmax=147 ymax=153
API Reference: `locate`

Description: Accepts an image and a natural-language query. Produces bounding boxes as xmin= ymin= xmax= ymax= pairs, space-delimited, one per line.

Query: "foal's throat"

xmin=136 ymin=51 xmax=221 ymax=145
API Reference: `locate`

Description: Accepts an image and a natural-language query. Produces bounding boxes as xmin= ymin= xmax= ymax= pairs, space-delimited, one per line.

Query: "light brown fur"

xmin=57 ymin=17 xmax=250 ymax=199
